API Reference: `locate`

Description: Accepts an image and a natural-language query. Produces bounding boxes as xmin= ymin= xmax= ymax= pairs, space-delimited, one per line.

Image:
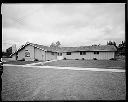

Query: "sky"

xmin=2 ymin=3 xmax=125 ymax=51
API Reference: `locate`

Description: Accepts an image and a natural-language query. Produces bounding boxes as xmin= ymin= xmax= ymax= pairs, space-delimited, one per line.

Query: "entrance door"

xmin=57 ymin=53 xmax=63 ymax=60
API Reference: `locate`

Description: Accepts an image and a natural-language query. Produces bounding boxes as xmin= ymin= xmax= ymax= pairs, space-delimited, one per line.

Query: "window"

xmin=58 ymin=53 xmax=62 ymax=56
xmin=25 ymin=52 xmax=30 ymax=57
xmin=80 ymin=51 xmax=86 ymax=55
xmin=67 ymin=52 xmax=71 ymax=55
xmin=94 ymin=51 xmax=99 ymax=54
xmin=51 ymin=52 xmax=54 ymax=55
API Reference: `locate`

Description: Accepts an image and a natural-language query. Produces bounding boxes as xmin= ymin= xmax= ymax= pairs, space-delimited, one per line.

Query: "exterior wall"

xmin=57 ymin=52 xmax=63 ymax=60
xmin=63 ymin=51 xmax=115 ymax=60
xmin=46 ymin=51 xmax=57 ymax=61
xmin=57 ymin=55 xmax=63 ymax=60
xmin=11 ymin=44 xmax=115 ymax=61
xmin=11 ymin=54 xmax=16 ymax=60
xmin=24 ymin=45 xmax=34 ymax=61
xmin=12 ymin=45 xmax=46 ymax=61
xmin=17 ymin=48 xmax=25 ymax=60
xmin=97 ymin=51 xmax=115 ymax=59
xmin=35 ymin=48 xmax=45 ymax=61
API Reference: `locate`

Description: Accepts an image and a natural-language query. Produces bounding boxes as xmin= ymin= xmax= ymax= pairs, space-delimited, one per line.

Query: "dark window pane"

xmin=94 ymin=51 xmax=99 ymax=54
xmin=51 ymin=52 xmax=54 ymax=55
xmin=67 ymin=52 xmax=71 ymax=55
xmin=25 ymin=52 xmax=30 ymax=57
xmin=80 ymin=51 xmax=86 ymax=55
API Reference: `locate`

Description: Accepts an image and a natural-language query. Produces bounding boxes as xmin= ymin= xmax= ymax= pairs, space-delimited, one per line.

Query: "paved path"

xmin=3 ymin=64 xmax=125 ymax=73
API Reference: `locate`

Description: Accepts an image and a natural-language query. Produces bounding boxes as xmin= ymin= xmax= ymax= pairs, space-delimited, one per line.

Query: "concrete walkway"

xmin=3 ymin=64 xmax=125 ymax=73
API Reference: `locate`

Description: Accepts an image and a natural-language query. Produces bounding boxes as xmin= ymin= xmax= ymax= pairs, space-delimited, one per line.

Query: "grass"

xmin=2 ymin=66 xmax=126 ymax=100
xmin=37 ymin=60 xmax=125 ymax=69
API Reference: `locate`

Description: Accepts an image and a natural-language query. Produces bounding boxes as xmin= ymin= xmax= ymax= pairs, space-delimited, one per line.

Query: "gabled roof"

xmin=10 ymin=42 xmax=117 ymax=56
xmin=10 ymin=42 xmax=46 ymax=56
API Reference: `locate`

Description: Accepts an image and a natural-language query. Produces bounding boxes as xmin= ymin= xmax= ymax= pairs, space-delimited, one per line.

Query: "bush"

xmin=63 ymin=58 xmax=66 ymax=60
xmin=93 ymin=58 xmax=97 ymax=60
xmin=82 ymin=58 xmax=84 ymax=60
xmin=75 ymin=59 xmax=79 ymax=60
xmin=109 ymin=58 xmax=117 ymax=60
xmin=19 ymin=58 xmax=25 ymax=61
xmin=34 ymin=59 xmax=38 ymax=61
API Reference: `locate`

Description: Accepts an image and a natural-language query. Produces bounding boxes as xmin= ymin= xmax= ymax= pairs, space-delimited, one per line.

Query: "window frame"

xmin=94 ymin=51 xmax=99 ymax=54
xmin=66 ymin=52 xmax=71 ymax=55
xmin=51 ymin=52 xmax=54 ymax=55
xmin=58 ymin=53 xmax=62 ymax=56
xmin=80 ymin=51 xmax=86 ymax=55
xmin=25 ymin=51 xmax=30 ymax=57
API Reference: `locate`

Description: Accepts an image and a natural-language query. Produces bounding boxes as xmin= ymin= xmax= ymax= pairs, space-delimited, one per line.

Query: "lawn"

xmin=2 ymin=65 xmax=126 ymax=100
xmin=37 ymin=60 xmax=125 ymax=69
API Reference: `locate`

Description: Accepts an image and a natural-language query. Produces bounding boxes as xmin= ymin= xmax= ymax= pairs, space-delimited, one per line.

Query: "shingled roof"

xmin=30 ymin=43 xmax=117 ymax=52
xmin=10 ymin=42 xmax=117 ymax=56
xmin=58 ymin=45 xmax=117 ymax=52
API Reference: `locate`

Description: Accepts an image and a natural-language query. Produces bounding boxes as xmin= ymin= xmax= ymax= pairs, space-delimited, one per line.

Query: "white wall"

xmin=13 ymin=45 xmax=46 ymax=61
xmin=8 ymin=55 xmax=16 ymax=60
xmin=25 ymin=45 xmax=34 ymax=61
xmin=17 ymin=49 xmax=25 ymax=60
xmin=46 ymin=51 xmax=57 ymax=61
xmin=11 ymin=54 xmax=16 ymax=60
xmin=12 ymin=45 xmax=115 ymax=61
xmin=63 ymin=51 xmax=115 ymax=60
xmin=35 ymin=48 xmax=45 ymax=61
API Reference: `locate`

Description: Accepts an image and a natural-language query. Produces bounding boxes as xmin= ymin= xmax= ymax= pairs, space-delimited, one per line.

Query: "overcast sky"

xmin=2 ymin=3 xmax=125 ymax=51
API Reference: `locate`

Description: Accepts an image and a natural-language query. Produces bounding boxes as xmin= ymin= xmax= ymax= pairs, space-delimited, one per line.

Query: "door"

xmin=57 ymin=53 xmax=63 ymax=60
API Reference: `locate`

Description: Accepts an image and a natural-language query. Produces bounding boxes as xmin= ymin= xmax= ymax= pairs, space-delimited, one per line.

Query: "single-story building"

xmin=10 ymin=42 xmax=117 ymax=61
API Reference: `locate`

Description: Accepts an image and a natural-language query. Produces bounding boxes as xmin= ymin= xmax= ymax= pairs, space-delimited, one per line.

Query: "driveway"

xmin=2 ymin=64 xmax=126 ymax=101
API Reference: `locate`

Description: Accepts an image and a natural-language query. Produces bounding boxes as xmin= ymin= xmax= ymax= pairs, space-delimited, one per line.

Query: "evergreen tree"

xmin=50 ymin=41 xmax=61 ymax=48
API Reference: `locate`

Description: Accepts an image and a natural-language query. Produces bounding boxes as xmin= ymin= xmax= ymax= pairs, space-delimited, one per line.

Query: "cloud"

xmin=2 ymin=3 xmax=125 ymax=51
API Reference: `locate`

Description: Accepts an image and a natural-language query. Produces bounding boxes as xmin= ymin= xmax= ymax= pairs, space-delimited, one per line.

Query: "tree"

xmin=107 ymin=41 xmax=117 ymax=48
xmin=2 ymin=51 xmax=8 ymax=58
xmin=6 ymin=46 xmax=12 ymax=57
xmin=56 ymin=41 xmax=61 ymax=47
xmin=50 ymin=41 xmax=61 ymax=48
xmin=107 ymin=41 xmax=113 ymax=45
xmin=50 ymin=42 xmax=56 ymax=47
xmin=117 ymin=41 xmax=125 ymax=56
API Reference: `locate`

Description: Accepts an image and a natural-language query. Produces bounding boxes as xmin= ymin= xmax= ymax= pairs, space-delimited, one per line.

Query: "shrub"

xmin=109 ymin=58 xmax=117 ymax=60
xmin=93 ymin=58 xmax=97 ymax=60
xmin=82 ymin=58 xmax=84 ymax=60
xmin=34 ymin=59 xmax=38 ymax=61
xmin=19 ymin=58 xmax=25 ymax=61
xmin=63 ymin=58 xmax=66 ymax=60
xmin=75 ymin=59 xmax=79 ymax=60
